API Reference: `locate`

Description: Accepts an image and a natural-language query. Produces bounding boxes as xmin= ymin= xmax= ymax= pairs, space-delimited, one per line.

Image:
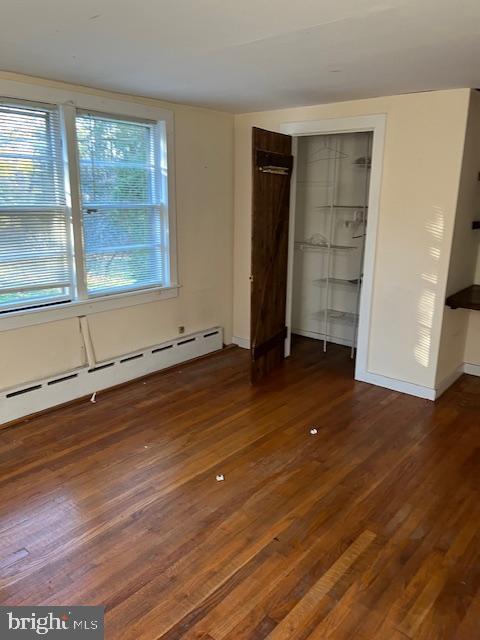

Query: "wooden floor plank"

xmin=264 ymin=530 xmax=376 ymax=640
xmin=0 ymin=336 xmax=478 ymax=640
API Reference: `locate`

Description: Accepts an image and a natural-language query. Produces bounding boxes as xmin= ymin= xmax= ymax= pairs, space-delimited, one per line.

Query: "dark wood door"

xmin=250 ymin=127 xmax=293 ymax=383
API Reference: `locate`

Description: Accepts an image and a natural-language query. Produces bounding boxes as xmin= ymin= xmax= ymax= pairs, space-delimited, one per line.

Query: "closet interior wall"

xmin=292 ymin=131 xmax=372 ymax=354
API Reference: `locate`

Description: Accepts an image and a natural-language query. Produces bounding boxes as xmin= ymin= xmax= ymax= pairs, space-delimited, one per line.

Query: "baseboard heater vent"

xmin=120 ymin=353 xmax=144 ymax=363
xmin=0 ymin=326 xmax=223 ymax=426
xmin=6 ymin=384 xmax=42 ymax=399
xmin=152 ymin=345 xmax=173 ymax=354
xmin=47 ymin=373 xmax=78 ymax=386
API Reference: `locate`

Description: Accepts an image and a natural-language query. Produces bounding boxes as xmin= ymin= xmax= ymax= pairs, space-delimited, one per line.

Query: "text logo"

xmin=0 ymin=607 xmax=104 ymax=639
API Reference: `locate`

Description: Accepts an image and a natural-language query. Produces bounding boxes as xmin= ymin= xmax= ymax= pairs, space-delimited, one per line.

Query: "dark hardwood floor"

xmin=0 ymin=336 xmax=479 ymax=639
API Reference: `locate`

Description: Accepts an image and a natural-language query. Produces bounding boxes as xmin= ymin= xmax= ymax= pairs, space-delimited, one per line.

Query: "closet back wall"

xmin=0 ymin=72 xmax=234 ymax=391
xmin=292 ymin=132 xmax=371 ymax=348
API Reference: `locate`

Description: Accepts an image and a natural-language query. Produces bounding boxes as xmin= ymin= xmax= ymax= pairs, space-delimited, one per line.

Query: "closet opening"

xmin=288 ymin=130 xmax=373 ymax=371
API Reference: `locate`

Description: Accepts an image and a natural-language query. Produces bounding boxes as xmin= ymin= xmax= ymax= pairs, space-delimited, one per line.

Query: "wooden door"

xmin=251 ymin=127 xmax=293 ymax=383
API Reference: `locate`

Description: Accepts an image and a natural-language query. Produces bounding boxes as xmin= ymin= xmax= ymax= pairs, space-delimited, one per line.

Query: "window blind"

xmin=76 ymin=111 xmax=168 ymax=297
xmin=0 ymin=101 xmax=71 ymax=310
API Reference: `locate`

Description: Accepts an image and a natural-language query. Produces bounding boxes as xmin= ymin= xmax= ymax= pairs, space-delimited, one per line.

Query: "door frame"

xmin=280 ymin=114 xmax=387 ymax=382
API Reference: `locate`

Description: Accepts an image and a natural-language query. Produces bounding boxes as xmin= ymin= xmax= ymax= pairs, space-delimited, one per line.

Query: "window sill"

xmin=0 ymin=285 xmax=180 ymax=332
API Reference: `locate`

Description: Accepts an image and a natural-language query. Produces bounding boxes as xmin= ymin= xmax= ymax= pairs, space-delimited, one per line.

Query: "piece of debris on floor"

xmin=216 ymin=474 xmax=225 ymax=482
xmin=90 ymin=392 xmax=97 ymax=403
xmin=310 ymin=427 xmax=318 ymax=435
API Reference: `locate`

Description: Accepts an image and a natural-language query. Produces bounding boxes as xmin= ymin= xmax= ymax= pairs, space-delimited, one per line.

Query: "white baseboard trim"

xmin=232 ymin=335 xmax=250 ymax=350
xmin=359 ymin=361 xmax=480 ymax=401
xmin=292 ymin=329 xmax=353 ymax=348
xmin=435 ymin=367 xmax=464 ymax=399
xmin=234 ymin=331 xmax=352 ymax=350
xmin=463 ymin=362 xmax=480 ymax=377
xmin=356 ymin=370 xmax=436 ymax=400
xmin=433 ymin=361 xmax=480 ymax=400
xmin=0 ymin=326 xmax=223 ymax=426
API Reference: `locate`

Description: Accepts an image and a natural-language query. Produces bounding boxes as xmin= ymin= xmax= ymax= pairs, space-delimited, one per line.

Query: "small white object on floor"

xmin=309 ymin=427 xmax=318 ymax=435
xmin=216 ymin=474 xmax=225 ymax=482
xmin=90 ymin=392 xmax=97 ymax=403
xmin=144 ymin=445 xmax=149 ymax=449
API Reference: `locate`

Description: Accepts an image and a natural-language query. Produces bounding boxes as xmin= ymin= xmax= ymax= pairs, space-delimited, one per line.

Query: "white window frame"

xmin=0 ymin=78 xmax=178 ymax=332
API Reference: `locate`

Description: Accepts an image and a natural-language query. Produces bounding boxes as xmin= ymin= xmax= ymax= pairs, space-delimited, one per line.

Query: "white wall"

xmin=463 ymin=225 xmax=480 ymax=370
xmin=437 ymin=90 xmax=480 ymax=384
xmin=0 ymin=72 xmax=234 ymax=390
xmin=0 ymin=77 xmax=475 ymax=397
xmin=464 ymin=131 xmax=480 ymax=371
xmin=234 ymin=89 xmax=470 ymax=391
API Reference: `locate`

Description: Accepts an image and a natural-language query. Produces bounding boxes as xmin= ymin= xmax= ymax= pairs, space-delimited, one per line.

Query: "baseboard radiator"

xmin=0 ymin=326 xmax=223 ymax=426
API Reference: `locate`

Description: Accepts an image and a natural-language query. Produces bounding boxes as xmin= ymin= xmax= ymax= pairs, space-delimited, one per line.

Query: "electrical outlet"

xmin=178 ymin=325 xmax=185 ymax=334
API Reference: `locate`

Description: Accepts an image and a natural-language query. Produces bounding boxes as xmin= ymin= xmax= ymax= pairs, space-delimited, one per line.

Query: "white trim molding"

xmin=232 ymin=336 xmax=250 ymax=349
xmin=0 ymin=77 xmax=175 ymax=126
xmin=434 ymin=362 xmax=480 ymax=400
xmin=0 ymin=326 xmax=223 ymax=425
xmin=360 ymin=361 xmax=480 ymax=402
xmin=357 ymin=370 xmax=436 ymax=401
xmin=435 ymin=366 xmax=464 ymax=399
xmin=0 ymin=285 xmax=180 ymax=332
xmin=291 ymin=329 xmax=352 ymax=348
xmin=0 ymin=77 xmax=178 ymax=331
xmin=464 ymin=362 xmax=480 ymax=377
xmin=281 ymin=114 xmax=387 ymax=389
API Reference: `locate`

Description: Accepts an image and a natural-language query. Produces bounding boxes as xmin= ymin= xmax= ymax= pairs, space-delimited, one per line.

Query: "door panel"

xmin=250 ymin=127 xmax=293 ymax=383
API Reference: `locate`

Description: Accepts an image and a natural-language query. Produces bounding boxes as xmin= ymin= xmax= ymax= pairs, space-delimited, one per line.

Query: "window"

xmin=0 ymin=98 xmax=172 ymax=314
xmin=76 ymin=112 xmax=169 ymax=297
xmin=0 ymin=102 xmax=70 ymax=310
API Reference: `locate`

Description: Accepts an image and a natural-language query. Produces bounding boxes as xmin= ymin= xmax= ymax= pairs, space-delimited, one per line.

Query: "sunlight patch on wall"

xmin=414 ymin=206 xmax=445 ymax=368
xmin=414 ymin=289 xmax=436 ymax=367
xmin=421 ymin=273 xmax=438 ymax=285
xmin=425 ymin=210 xmax=445 ymax=241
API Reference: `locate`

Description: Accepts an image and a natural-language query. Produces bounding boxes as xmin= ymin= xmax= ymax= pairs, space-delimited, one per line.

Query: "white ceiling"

xmin=1 ymin=0 xmax=480 ymax=113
